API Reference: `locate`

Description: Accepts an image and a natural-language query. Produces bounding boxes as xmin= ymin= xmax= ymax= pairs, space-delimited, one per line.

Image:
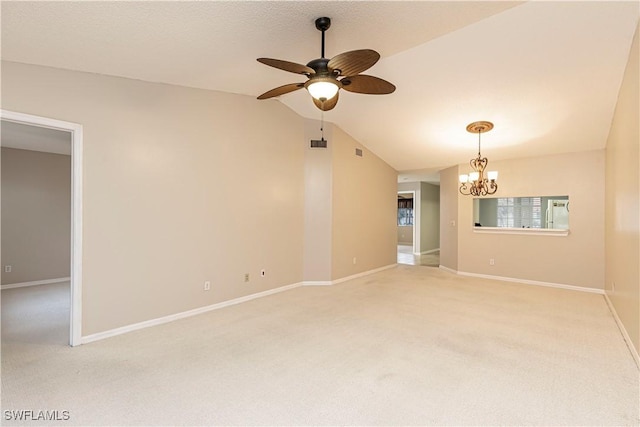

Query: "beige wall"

xmin=605 ymin=22 xmax=639 ymax=354
xmin=2 ymin=61 xmax=398 ymax=336
xmin=440 ymin=150 xmax=606 ymax=290
xmin=2 ymin=61 xmax=306 ymax=335
xmin=420 ymin=182 xmax=440 ymax=253
xmin=331 ymin=125 xmax=397 ymax=280
xmin=303 ymin=119 xmax=333 ymax=282
xmin=439 ymin=166 xmax=459 ymax=271
xmin=456 ymin=150 xmax=605 ymax=289
xmin=1 ymin=147 xmax=71 ymax=284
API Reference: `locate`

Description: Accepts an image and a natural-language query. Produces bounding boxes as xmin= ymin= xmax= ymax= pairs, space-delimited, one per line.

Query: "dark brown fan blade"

xmin=257 ymin=58 xmax=314 ymax=75
xmin=312 ymin=92 xmax=339 ymax=111
xmin=327 ymin=49 xmax=380 ymax=77
xmin=340 ymin=75 xmax=395 ymax=95
xmin=257 ymin=83 xmax=305 ymax=100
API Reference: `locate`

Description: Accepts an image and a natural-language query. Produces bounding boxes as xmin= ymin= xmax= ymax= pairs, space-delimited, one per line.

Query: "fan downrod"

xmin=314 ymin=17 xmax=331 ymax=59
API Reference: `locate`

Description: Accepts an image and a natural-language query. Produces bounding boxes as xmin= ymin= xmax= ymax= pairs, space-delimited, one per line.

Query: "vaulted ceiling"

xmin=2 ymin=1 xmax=638 ymax=182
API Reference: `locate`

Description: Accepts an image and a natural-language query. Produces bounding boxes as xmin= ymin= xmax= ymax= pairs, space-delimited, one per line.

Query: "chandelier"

xmin=459 ymin=121 xmax=498 ymax=196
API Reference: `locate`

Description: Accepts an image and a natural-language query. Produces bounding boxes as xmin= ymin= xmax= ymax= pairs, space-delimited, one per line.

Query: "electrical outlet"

xmin=204 ymin=281 xmax=211 ymax=291
xmin=489 ymin=259 xmax=495 ymax=266
xmin=4 ymin=265 xmax=11 ymax=273
xmin=261 ymin=269 xmax=266 ymax=277
xmin=353 ymin=257 xmax=357 ymax=265
xmin=612 ymin=282 xmax=616 ymax=292
xmin=244 ymin=273 xmax=250 ymax=282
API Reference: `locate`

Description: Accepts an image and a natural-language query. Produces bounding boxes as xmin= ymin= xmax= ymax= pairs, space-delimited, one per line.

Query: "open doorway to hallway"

xmin=397 ymin=245 xmax=440 ymax=267
xmin=1 ymin=121 xmax=72 ymax=346
xmin=1 ymin=111 xmax=83 ymax=347
xmin=396 ymin=185 xmax=440 ymax=267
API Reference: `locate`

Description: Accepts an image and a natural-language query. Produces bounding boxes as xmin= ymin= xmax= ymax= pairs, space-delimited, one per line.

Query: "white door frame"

xmin=1 ymin=110 xmax=83 ymax=346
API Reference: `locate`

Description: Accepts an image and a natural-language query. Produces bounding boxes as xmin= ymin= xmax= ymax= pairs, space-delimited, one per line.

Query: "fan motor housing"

xmin=306 ymin=58 xmax=333 ymax=76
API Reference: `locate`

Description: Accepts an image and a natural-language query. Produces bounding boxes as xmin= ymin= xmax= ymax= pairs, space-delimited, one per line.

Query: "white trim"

xmin=1 ymin=277 xmax=70 ymax=290
xmin=332 ymin=263 xmax=397 ymax=285
xmin=1 ymin=110 xmax=83 ymax=347
xmin=439 ymin=266 xmax=603 ymax=295
xmin=439 ymin=265 xmax=458 ymax=275
xmin=457 ymin=271 xmax=603 ymax=294
xmin=420 ymin=248 xmax=440 ymax=255
xmin=604 ymin=293 xmax=640 ymax=370
xmin=303 ymin=264 xmax=398 ymax=287
xmin=473 ymin=226 xmax=569 ymax=236
xmin=83 ymin=263 xmax=398 ymax=343
xmin=82 ymin=282 xmax=302 ymax=344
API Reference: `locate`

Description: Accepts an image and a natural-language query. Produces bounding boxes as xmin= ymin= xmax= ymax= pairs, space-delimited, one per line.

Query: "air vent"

xmin=310 ymin=138 xmax=328 ymax=149
xmin=355 ymin=148 xmax=363 ymax=157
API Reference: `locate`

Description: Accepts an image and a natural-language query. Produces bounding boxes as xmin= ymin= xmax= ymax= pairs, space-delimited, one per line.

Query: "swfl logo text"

xmin=4 ymin=409 xmax=70 ymax=421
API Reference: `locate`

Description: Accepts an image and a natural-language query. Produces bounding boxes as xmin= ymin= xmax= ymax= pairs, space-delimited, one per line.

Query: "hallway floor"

xmin=397 ymin=245 xmax=439 ymax=267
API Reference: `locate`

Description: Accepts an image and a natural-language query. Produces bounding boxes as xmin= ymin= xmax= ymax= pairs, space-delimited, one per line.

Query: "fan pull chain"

xmin=321 ymin=111 xmax=325 ymax=141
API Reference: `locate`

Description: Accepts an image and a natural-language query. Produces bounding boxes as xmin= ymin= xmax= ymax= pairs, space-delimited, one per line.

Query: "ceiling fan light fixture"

xmin=305 ymin=78 xmax=340 ymax=101
xmin=256 ymin=17 xmax=394 ymax=111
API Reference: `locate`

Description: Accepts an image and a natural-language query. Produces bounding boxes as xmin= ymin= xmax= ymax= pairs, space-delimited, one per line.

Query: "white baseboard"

xmin=81 ymin=282 xmax=302 ymax=344
xmin=420 ymin=248 xmax=440 ymax=255
xmin=1 ymin=277 xmax=70 ymax=290
xmin=333 ymin=264 xmax=397 ymax=285
xmin=604 ymin=293 xmax=640 ymax=370
xmin=439 ymin=266 xmax=604 ymax=295
xmin=332 ymin=263 xmax=397 ymax=285
xmin=438 ymin=265 xmax=457 ymax=275
xmin=303 ymin=264 xmax=398 ymax=286
xmin=82 ymin=264 xmax=398 ymax=344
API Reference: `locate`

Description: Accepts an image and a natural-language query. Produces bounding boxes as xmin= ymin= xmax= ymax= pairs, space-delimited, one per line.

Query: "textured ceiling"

xmin=2 ymin=1 xmax=638 ymax=182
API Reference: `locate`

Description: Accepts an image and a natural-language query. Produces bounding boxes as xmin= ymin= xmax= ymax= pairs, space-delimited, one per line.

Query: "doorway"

xmin=0 ymin=110 xmax=83 ymax=346
xmin=397 ymin=191 xmax=416 ymax=264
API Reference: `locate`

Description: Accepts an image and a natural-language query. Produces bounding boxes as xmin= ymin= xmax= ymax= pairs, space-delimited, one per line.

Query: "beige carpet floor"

xmin=1 ymin=267 xmax=639 ymax=426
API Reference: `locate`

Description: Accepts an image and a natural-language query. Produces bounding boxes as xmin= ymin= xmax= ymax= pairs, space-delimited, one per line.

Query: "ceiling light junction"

xmin=459 ymin=121 xmax=498 ymax=196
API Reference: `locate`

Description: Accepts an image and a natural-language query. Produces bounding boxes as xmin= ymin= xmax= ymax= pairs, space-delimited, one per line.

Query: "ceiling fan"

xmin=256 ymin=17 xmax=396 ymax=111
